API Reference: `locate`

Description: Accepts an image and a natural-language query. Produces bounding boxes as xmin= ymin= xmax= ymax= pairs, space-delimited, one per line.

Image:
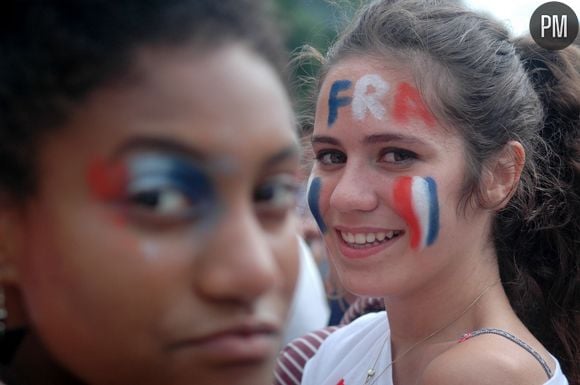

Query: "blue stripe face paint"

xmin=307 ymin=176 xmax=327 ymax=233
xmin=124 ymin=153 xmax=219 ymax=224
xmin=425 ymin=177 xmax=439 ymax=246
xmin=327 ymin=80 xmax=352 ymax=127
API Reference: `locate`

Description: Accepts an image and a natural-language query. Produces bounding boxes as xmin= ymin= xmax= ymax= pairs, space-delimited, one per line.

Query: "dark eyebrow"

xmin=264 ymin=144 xmax=300 ymax=167
xmin=364 ymin=133 xmax=426 ymax=146
xmin=311 ymin=133 xmax=426 ymax=147
xmin=113 ymin=136 xmax=298 ymax=168
xmin=112 ymin=136 xmax=205 ymax=160
xmin=311 ymin=135 xmax=342 ymax=146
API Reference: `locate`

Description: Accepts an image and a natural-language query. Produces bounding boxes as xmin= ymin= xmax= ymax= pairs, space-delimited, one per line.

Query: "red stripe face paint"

xmin=392 ymin=82 xmax=436 ymax=127
xmin=393 ymin=176 xmax=422 ymax=249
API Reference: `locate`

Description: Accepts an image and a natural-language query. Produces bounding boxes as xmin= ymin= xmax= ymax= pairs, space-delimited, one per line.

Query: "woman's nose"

xmin=193 ymin=206 xmax=281 ymax=305
xmin=329 ymin=163 xmax=379 ymax=213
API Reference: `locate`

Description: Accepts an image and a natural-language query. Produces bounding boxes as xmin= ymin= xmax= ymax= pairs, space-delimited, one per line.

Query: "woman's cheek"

xmin=392 ymin=176 xmax=440 ymax=251
xmin=306 ymin=174 xmax=328 ymax=234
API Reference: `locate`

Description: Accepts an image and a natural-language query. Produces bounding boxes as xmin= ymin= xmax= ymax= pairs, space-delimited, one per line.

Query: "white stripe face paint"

xmin=352 ymin=74 xmax=390 ymax=121
xmin=393 ymin=176 xmax=440 ymax=251
xmin=411 ymin=177 xmax=431 ymax=250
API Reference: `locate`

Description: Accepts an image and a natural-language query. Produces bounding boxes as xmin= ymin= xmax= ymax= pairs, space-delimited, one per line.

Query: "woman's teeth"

xmin=340 ymin=230 xmax=401 ymax=247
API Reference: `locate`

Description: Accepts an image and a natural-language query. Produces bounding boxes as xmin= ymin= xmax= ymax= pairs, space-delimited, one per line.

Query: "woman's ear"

xmin=481 ymin=141 xmax=525 ymax=210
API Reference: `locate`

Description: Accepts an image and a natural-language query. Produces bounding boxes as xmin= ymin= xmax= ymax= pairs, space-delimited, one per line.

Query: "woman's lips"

xmin=334 ymin=226 xmax=404 ymax=259
xmin=169 ymin=322 xmax=280 ymax=364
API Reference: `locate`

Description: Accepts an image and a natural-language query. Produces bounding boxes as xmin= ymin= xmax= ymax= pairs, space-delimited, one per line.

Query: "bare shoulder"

xmin=419 ymin=334 xmax=553 ymax=385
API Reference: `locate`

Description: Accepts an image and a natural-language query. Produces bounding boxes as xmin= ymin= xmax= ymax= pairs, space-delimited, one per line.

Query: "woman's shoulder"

xmin=420 ymin=332 xmax=569 ymax=385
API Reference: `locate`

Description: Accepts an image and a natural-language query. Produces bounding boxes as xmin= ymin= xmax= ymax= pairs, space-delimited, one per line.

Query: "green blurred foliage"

xmin=275 ymin=0 xmax=338 ymax=54
xmin=274 ymin=0 xmax=354 ymax=132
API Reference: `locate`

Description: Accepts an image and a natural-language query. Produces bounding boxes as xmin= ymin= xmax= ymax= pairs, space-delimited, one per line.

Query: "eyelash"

xmin=315 ymin=148 xmax=418 ymax=166
xmin=315 ymin=150 xmax=347 ymax=165
xmin=254 ymin=175 xmax=300 ymax=216
xmin=124 ymin=177 xmax=299 ymax=229
xmin=124 ymin=177 xmax=215 ymax=226
xmin=379 ymin=148 xmax=418 ymax=165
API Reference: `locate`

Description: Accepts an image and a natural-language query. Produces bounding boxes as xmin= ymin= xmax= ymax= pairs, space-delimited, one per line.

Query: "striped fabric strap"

xmin=459 ymin=328 xmax=553 ymax=379
xmin=274 ymin=326 xmax=340 ymax=385
xmin=339 ymin=297 xmax=384 ymax=326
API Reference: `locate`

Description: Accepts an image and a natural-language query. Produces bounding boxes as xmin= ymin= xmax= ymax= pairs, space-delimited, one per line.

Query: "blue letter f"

xmin=328 ymin=80 xmax=352 ymax=127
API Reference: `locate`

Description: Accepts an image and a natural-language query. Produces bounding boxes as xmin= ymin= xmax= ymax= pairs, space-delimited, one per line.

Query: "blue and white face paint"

xmin=88 ymin=153 xmax=219 ymax=220
xmin=124 ymin=153 xmax=218 ymax=222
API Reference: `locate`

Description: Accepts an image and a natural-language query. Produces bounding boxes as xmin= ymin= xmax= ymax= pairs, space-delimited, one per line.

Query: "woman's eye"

xmin=254 ymin=176 xmax=299 ymax=211
xmin=380 ymin=149 xmax=417 ymax=164
xmin=119 ymin=154 xmax=217 ymax=224
xmin=316 ymin=150 xmax=346 ymax=165
xmin=128 ymin=187 xmax=191 ymax=215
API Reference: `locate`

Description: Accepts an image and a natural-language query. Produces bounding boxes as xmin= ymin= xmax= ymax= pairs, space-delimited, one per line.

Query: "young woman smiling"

xmin=276 ymin=1 xmax=579 ymax=385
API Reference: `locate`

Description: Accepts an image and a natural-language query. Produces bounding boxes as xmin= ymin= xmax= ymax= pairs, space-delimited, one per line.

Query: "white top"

xmin=301 ymin=311 xmax=569 ymax=385
xmin=283 ymin=237 xmax=330 ymax=345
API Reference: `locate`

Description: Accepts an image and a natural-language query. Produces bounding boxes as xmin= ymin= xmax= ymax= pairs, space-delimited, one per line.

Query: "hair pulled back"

xmin=314 ymin=0 xmax=579 ymax=380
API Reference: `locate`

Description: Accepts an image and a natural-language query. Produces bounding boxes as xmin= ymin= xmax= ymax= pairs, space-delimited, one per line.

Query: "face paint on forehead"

xmin=307 ymin=175 xmax=327 ymax=233
xmin=392 ymin=82 xmax=436 ymax=127
xmin=325 ymin=73 xmax=436 ymax=131
xmin=393 ymin=176 xmax=439 ymax=251
xmin=328 ymin=80 xmax=353 ymax=127
xmin=352 ymin=74 xmax=390 ymax=121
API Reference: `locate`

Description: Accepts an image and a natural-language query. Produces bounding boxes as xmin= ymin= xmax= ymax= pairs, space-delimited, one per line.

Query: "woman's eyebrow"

xmin=112 ymin=136 xmax=205 ymax=161
xmin=263 ymin=144 xmax=300 ymax=167
xmin=363 ymin=133 xmax=427 ymax=146
xmin=311 ymin=134 xmax=427 ymax=147
xmin=311 ymin=135 xmax=342 ymax=146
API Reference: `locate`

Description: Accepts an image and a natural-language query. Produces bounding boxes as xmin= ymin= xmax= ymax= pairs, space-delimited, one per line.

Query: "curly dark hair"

xmin=0 ymin=0 xmax=286 ymax=200
xmin=497 ymin=38 xmax=580 ymax=384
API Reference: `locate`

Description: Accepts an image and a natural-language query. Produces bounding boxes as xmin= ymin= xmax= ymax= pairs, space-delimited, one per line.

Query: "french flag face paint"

xmin=307 ymin=175 xmax=327 ymax=233
xmin=87 ymin=153 xmax=218 ymax=223
xmin=393 ymin=176 xmax=439 ymax=250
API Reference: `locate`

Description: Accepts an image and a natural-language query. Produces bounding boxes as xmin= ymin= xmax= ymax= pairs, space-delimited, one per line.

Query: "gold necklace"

xmin=364 ymin=280 xmax=500 ymax=385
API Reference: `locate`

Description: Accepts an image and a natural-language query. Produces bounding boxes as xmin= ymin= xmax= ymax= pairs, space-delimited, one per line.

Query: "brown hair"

xmin=304 ymin=0 xmax=579 ymax=381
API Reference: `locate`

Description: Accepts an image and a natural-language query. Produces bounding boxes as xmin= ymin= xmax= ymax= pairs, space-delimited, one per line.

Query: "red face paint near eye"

xmin=87 ymin=158 xmax=128 ymax=201
xmin=87 ymin=158 xmax=154 ymax=254
xmin=392 ymin=82 xmax=436 ymax=127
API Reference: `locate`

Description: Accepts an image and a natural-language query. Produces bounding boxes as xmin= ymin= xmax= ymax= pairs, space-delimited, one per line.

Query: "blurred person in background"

xmin=0 ymin=1 xmax=301 ymax=384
